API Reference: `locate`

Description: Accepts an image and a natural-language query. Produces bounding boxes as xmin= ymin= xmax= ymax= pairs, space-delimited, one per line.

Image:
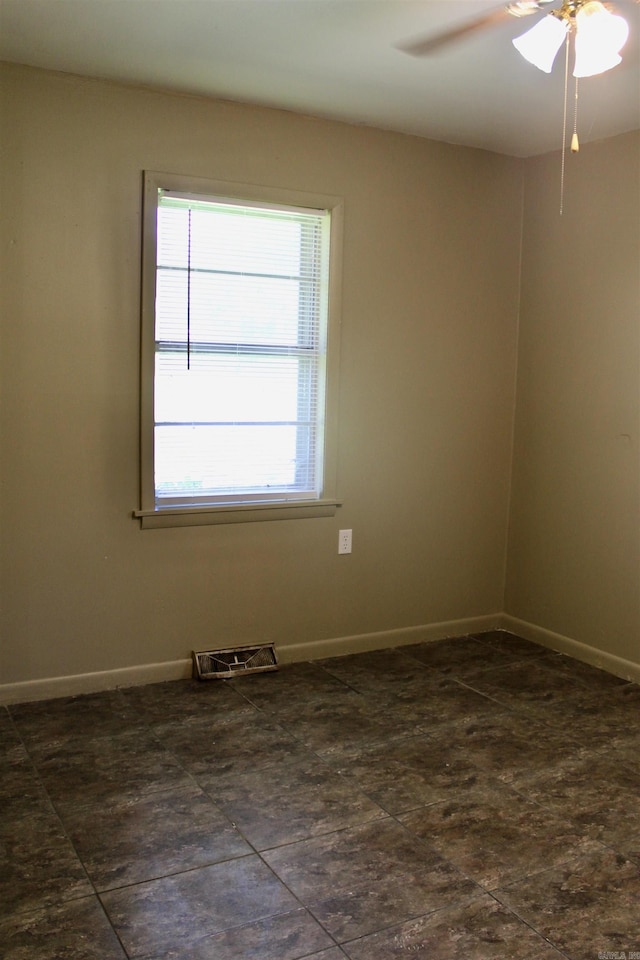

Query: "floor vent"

xmin=192 ymin=643 xmax=278 ymax=680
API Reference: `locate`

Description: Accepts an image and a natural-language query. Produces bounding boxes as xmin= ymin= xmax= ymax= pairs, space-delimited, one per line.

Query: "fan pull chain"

xmin=560 ymin=30 xmax=570 ymax=215
xmin=571 ymin=76 xmax=580 ymax=153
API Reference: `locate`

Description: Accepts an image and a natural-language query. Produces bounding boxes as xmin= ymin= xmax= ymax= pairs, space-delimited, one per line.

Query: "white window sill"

xmin=134 ymin=499 xmax=342 ymax=529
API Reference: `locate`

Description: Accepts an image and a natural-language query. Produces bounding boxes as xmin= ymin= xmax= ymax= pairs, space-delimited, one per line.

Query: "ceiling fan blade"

xmin=398 ymin=6 xmax=514 ymax=56
xmin=397 ymin=2 xmax=548 ymax=57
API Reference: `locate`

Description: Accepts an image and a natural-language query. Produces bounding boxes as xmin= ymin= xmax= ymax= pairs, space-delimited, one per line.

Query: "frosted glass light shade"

xmin=573 ymin=1 xmax=629 ymax=77
xmin=512 ymin=15 xmax=568 ymax=73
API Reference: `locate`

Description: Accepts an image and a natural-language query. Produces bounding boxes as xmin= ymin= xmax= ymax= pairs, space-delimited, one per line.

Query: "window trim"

xmin=135 ymin=171 xmax=343 ymax=529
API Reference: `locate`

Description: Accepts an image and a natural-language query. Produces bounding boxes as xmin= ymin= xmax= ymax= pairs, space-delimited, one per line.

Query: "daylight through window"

xmin=137 ymin=174 xmax=342 ymax=528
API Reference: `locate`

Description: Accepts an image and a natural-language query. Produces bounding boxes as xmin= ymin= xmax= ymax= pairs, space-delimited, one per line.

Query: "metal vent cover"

xmin=192 ymin=643 xmax=278 ymax=680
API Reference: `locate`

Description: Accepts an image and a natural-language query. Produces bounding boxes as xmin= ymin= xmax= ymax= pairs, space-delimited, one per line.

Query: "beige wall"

xmin=505 ymin=130 xmax=640 ymax=669
xmin=0 ymin=64 xmax=522 ymax=690
xmin=3 ymin=64 xmax=637 ymax=697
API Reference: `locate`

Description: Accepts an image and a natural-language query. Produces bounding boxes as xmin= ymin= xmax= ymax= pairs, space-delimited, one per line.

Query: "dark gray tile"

xmin=510 ymin=751 xmax=640 ymax=846
xmin=229 ymin=662 xmax=351 ymax=711
xmin=0 ymin=773 xmax=57 ymax=826
xmin=308 ymin=952 xmax=349 ymax=959
xmin=155 ymin=710 xmax=300 ymax=778
xmin=606 ymin=736 xmax=640 ymax=777
xmin=543 ymin=655 xmax=632 ymax=693
xmin=0 ymin=806 xmax=92 ymax=916
xmin=121 ymin=677 xmax=252 ymax=724
xmin=101 ymin=855 xmax=299 ymax=957
xmin=402 ymin=636 xmax=523 ymax=679
xmin=0 ymin=739 xmax=44 ymax=809
xmin=0 ymin=733 xmax=30 ymax=773
xmin=0 ymin=707 xmax=21 ymax=750
xmin=463 ymin=658 xmax=593 ymax=707
xmin=262 ymin=688 xmax=426 ymax=759
xmin=200 ymin=748 xmax=385 ymax=850
xmin=0 ymin=896 xmax=127 ymax=960
xmin=9 ymin=690 xmax=143 ymax=751
xmin=263 ymin=818 xmax=478 ymax=942
xmin=145 ymin=908 xmax=334 ymax=960
xmin=399 ymin=781 xmax=603 ymax=889
xmin=494 ymin=849 xmax=640 ymax=960
xmin=0 ymin=725 xmax=64 ymax=820
xmin=403 ymin=676 xmax=510 ymax=727
xmin=342 ymin=894 xmax=566 ymax=959
xmin=317 ymin=648 xmax=435 ymax=700
xmin=325 ymin=734 xmax=490 ymax=814
xmin=612 ymin=831 xmax=640 ymax=866
xmin=58 ymin=784 xmax=251 ymax=890
xmin=433 ymin=712 xmax=581 ymax=785
xmin=318 ymin=652 xmax=515 ymax=721
xmin=31 ymin=728 xmax=192 ymax=805
xmin=305 ymin=951 xmax=348 ymax=959
xmin=470 ymin=631 xmax=552 ymax=659
xmin=614 ymin=681 xmax=640 ymax=704
xmin=2 ymin=638 xmax=636 ymax=960
xmin=517 ymin=685 xmax=640 ymax=749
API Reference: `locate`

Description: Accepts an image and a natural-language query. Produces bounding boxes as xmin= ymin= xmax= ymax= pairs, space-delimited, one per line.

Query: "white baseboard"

xmin=4 ymin=611 xmax=635 ymax=705
xmin=0 ymin=613 xmax=501 ymax=705
xmin=500 ymin=614 xmax=640 ymax=684
xmin=278 ymin=613 xmax=502 ymax=663
xmin=0 ymin=658 xmax=193 ymax=705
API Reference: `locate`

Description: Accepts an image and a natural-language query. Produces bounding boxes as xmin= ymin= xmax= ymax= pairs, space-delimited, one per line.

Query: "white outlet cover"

xmin=338 ymin=529 xmax=352 ymax=554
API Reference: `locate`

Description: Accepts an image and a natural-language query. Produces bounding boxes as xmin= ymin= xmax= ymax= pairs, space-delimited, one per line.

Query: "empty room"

xmin=1 ymin=1 xmax=639 ymax=958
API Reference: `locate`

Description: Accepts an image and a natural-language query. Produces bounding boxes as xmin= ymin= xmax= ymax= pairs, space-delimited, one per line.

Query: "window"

xmin=136 ymin=172 xmax=343 ymax=528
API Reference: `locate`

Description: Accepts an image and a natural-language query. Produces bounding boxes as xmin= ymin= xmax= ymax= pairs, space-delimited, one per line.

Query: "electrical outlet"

xmin=338 ymin=529 xmax=352 ymax=555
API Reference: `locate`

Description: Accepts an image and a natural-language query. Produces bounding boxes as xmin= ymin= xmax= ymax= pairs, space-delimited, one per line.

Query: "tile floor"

xmin=1 ymin=630 xmax=639 ymax=959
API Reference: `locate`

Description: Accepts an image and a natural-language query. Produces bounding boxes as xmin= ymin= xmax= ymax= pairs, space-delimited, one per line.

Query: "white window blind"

xmin=153 ymin=192 xmax=331 ymax=507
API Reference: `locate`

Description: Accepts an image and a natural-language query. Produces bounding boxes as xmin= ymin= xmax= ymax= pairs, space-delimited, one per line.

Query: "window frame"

xmin=135 ymin=171 xmax=343 ymax=529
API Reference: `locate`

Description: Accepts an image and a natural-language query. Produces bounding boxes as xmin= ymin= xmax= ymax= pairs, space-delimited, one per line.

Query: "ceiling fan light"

xmin=512 ymin=14 xmax=568 ymax=73
xmin=573 ymin=44 xmax=622 ymax=78
xmin=573 ymin=1 xmax=629 ymax=78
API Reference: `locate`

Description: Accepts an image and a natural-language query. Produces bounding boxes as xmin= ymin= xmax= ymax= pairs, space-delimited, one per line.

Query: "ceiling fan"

xmin=400 ymin=0 xmax=638 ymax=212
xmin=400 ymin=0 xmax=636 ymax=78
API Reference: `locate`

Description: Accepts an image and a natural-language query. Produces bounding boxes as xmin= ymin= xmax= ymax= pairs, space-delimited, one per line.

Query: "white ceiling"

xmin=1 ymin=0 xmax=639 ymax=157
